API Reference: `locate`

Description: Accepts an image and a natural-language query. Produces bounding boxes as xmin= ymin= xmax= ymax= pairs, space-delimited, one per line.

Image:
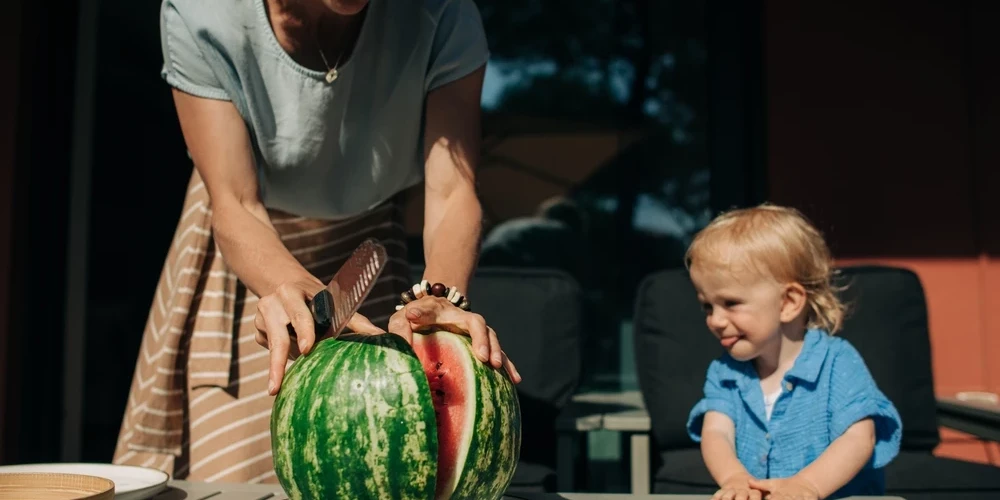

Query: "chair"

xmin=411 ymin=265 xmax=585 ymax=492
xmin=632 ymin=265 xmax=1000 ymax=499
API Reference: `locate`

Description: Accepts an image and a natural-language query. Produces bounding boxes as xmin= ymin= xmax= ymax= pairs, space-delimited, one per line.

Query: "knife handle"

xmin=308 ymin=289 xmax=335 ymax=332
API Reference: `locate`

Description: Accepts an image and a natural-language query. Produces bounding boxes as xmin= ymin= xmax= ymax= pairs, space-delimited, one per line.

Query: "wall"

xmin=0 ymin=0 xmax=77 ymax=464
xmin=764 ymin=0 xmax=1000 ymax=464
xmin=0 ymin=0 xmax=25 ymax=463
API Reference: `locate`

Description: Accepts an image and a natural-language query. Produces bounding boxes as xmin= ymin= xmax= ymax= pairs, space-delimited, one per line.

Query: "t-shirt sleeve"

xmin=159 ymin=0 xmax=230 ymax=101
xmin=828 ymin=341 xmax=903 ymax=469
xmin=687 ymin=359 xmax=737 ymax=442
xmin=425 ymin=0 xmax=490 ymax=92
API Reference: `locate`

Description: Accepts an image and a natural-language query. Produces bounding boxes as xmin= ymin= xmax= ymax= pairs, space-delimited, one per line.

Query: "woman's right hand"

xmin=253 ymin=278 xmax=382 ymax=395
xmin=254 ymin=278 xmax=324 ymax=396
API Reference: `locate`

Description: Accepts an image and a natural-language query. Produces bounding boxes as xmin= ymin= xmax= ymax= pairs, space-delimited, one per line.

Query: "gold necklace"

xmin=317 ymin=45 xmax=342 ymax=83
xmin=315 ymin=15 xmax=356 ymax=84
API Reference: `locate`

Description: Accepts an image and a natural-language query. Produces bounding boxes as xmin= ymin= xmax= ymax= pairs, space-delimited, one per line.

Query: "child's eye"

xmin=724 ymin=300 xmax=740 ymax=308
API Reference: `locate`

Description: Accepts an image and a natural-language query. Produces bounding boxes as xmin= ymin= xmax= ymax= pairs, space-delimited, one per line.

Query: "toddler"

xmin=685 ymin=204 xmax=902 ymax=500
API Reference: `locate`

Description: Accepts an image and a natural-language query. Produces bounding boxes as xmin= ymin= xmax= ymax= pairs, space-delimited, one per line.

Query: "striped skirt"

xmin=112 ymin=170 xmax=411 ymax=483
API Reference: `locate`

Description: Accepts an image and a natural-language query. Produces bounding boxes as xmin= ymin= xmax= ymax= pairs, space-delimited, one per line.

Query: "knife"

xmin=299 ymin=238 xmax=388 ymax=340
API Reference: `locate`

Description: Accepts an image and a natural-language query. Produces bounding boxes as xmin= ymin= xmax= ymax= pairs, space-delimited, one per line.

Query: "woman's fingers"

xmin=486 ymin=327 xmax=502 ymax=369
xmin=265 ymin=319 xmax=291 ymax=394
xmin=500 ymin=350 xmax=521 ymax=384
xmin=346 ymin=312 xmax=386 ymax=335
xmin=258 ymin=294 xmax=293 ymax=396
xmin=387 ymin=310 xmax=414 ymax=344
xmin=278 ymin=283 xmax=316 ymax=355
xmin=402 ymin=297 xmax=493 ymax=365
xmin=464 ymin=314 xmax=491 ymax=364
xmin=254 ymin=314 xmax=268 ymax=348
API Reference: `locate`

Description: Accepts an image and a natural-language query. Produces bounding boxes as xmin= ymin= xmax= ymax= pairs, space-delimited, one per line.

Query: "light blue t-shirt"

xmin=687 ymin=329 xmax=902 ymax=499
xmin=159 ymin=0 xmax=489 ymax=219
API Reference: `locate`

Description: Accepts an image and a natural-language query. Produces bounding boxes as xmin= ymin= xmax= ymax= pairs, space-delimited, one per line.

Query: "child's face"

xmin=690 ymin=262 xmax=798 ymax=362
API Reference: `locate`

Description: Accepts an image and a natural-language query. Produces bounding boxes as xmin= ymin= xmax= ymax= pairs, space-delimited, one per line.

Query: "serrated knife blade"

xmin=307 ymin=238 xmax=388 ymax=339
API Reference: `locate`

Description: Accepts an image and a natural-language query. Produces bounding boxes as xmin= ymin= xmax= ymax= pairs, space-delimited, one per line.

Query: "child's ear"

xmin=779 ymin=282 xmax=808 ymax=323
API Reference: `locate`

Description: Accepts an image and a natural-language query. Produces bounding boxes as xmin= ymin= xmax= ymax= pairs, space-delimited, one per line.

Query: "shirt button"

xmin=784 ymin=381 xmax=794 ymax=391
xmin=765 ymin=433 xmax=771 ymax=440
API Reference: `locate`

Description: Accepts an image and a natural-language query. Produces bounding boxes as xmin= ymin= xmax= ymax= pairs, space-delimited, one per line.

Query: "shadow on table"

xmin=151 ymin=488 xmax=189 ymax=500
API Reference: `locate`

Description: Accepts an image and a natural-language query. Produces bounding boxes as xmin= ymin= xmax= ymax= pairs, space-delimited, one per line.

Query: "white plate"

xmin=0 ymin=463 xmax=169 ymax=500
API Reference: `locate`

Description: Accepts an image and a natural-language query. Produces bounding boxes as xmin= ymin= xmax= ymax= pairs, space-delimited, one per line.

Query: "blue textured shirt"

xmin=159 ymin=0 xmax=489 ymax=219
xmin=687 ymin=329 xmax=902 ymax=499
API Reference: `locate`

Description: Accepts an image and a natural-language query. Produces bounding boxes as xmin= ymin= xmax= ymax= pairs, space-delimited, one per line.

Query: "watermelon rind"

xmin=270 ymin=333 xmax=438 ymax=500
xmin=270 ymin=330 xmax=522 ymax=500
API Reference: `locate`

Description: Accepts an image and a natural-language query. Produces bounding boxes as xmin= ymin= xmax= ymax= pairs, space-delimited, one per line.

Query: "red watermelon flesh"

xmin=412 ymin=334 xmax=471 ymax=499
xmin=411 ymin=331 xmax=521 ymax=500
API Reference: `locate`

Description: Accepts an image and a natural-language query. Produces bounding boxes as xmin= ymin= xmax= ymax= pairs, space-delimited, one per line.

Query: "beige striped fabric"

xmin=112 ymin=170 xmax=411 ymax=483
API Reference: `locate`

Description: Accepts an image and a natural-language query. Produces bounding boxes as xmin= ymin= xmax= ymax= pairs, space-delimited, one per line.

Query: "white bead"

xmin=447 ymin=287 xmax=458 ymax=301
xmin=395 ymin=304 xmax=404 ymax=311
xmin=413 ymin=283 xmax=424 ymax=298
xmin=450 ymin=293 xmax=462 ymax=305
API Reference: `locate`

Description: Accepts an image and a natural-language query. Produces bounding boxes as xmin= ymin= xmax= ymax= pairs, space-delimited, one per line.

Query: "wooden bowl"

xmin=0 ymin=472 xmax=115 ymax=500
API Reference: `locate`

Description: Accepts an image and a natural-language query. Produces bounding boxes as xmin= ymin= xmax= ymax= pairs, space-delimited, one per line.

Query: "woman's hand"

xmin=254 ymin=279 xmax=384 ymax=395
xmin=388 ymin=296 xmax=522 ymax=384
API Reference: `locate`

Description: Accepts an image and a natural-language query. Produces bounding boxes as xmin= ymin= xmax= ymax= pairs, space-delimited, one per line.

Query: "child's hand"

xmin=748 ymin=476 xmax=822 ymax=499
xmin=713 ymin=473 xmax=763 ymax=500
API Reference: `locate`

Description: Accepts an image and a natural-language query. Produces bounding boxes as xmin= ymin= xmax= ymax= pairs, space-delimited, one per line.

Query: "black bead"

xmin=424 ymin=281 xmax=432 ymax=294
xmin=458 ymin=297 xmax=470 ymax=311
xmin=431 ymin=283 xmax=447 ymax=297
xmin=401 ymin=289 xmax=415 ymax=303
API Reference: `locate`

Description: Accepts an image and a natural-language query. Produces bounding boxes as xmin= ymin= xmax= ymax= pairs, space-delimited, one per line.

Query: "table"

xmin=155 ymin=480 xmax=904 ymax=499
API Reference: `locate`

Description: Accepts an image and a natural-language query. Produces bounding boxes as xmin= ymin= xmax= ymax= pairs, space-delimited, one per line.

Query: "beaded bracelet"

xmin=396 ymin=279 xmax=471 ymax=311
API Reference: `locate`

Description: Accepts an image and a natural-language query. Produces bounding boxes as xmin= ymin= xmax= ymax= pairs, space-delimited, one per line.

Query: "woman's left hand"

xmin=388 ymin=296 xmax=521 ymax=384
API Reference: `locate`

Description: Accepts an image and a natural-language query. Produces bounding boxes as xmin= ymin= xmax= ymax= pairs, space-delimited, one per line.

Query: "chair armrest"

xmin=554 ymin=400 xmax=606 ymax=432
xmin=601 ymin=408 xmax=651 ymax=433
xmin=936 ymin=396 xmax=1000 ymax=442
xmin=555 ymin=390 xmax=646 ymax=432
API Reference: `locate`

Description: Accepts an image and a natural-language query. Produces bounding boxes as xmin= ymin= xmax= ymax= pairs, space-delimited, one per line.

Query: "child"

xmin=684 ymin=204 xmax=902 ymax=500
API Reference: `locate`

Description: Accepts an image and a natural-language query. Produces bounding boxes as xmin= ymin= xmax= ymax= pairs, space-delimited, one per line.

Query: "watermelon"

xmin=270 ymin=330 xmax=521 ymax=500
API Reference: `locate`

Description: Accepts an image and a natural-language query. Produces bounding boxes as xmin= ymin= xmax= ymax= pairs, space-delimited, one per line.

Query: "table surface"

xmin=155 ymin=480 xmax=905 ymax=499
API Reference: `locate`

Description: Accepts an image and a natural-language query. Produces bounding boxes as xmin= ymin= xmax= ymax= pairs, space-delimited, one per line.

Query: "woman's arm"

xmin=171 ymin=90 xmax=380 ymax=395
xmin=420 ymin=65 xmax=486 ymax=295
xmin=172 ymin=90 xmax=318 ymax=298
xmin=386 ymin=64 xmax=519 ymax=380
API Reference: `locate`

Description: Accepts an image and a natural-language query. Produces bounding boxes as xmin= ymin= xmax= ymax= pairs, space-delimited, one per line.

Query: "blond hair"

xmin=684 ymin=203 xmax=847 ymax=333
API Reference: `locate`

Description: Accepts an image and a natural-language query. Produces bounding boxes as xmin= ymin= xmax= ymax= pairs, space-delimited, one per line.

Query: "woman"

xmin=113 ymin=0 xmax=520 ymax=483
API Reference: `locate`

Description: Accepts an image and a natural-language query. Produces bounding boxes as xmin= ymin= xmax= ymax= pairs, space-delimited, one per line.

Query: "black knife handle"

xmin=309 ymin=289 xmax=335 ymax=331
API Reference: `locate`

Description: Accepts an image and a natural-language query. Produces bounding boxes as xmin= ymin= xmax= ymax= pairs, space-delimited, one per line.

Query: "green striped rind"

xmin=428 ymin=332 xmax=522 ymax=500
xmin=271 ymin=333 xmax=438 ymax=500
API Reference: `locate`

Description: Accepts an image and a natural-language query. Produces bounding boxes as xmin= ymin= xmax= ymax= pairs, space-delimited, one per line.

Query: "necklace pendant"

xmin=325 ymin=68 xmax=339 ymax=83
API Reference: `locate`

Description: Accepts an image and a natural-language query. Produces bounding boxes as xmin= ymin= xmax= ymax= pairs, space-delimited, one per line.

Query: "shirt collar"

xmin=785 ymin=328 xmax=831 ymax=383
